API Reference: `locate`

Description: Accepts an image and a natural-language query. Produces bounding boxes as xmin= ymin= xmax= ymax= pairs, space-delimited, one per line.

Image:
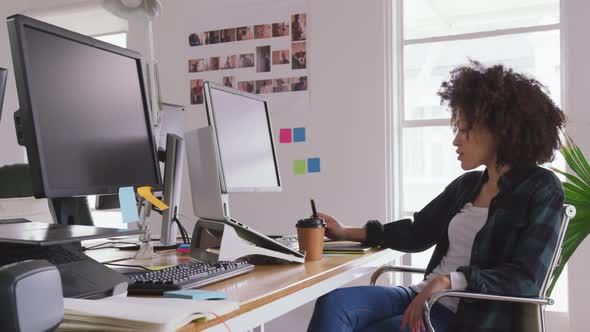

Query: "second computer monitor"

xmin=203 ymin=81 xmax=281 ymax=193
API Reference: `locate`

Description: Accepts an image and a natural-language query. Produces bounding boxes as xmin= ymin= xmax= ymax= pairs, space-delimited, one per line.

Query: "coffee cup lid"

xmin=296 ymin=217 xmax=326 ymax=228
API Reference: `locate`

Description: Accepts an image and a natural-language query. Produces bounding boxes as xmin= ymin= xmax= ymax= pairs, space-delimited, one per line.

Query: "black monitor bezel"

xmin=203 ymin=81 xmax=282 ymax=193
xmin=7 ymin=14 xmax=162 ymax=198
xmin=0 ymin=68 xmax=7 ymax=123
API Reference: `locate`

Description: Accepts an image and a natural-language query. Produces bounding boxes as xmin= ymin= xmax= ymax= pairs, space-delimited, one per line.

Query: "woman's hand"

xmin=401 ymin=275 xmax=451 ymax=332
xmin=317 ymin=213 xmax=348 ymax=241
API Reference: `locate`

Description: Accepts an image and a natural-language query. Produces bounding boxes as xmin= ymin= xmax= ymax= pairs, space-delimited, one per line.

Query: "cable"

xmin=174 ymin=217 xmax=190 ymax=244
xmin=83 ymin=241 xmax=139 ymax=251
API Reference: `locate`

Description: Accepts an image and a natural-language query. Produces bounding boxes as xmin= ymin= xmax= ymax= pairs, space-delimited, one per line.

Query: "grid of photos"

xmin=188 ymin=13 xmax=308 ymax=105
xmin=188 ymin=16 xmax=300 ymax=47
xmin=237 ymin=76 xmax=308 ymax=95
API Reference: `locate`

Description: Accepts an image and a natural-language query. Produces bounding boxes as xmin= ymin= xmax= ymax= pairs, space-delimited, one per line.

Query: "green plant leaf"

xmin=551 ymin=167 xmax=590 ymax=193
xmin=548 ymin=136 xmax=590 ymax=296
xmin=561 ymin=140 xmax=590 ymax=185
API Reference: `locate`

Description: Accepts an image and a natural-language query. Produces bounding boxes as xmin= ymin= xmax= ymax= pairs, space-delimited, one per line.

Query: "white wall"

xmin=562 ymin=1 xmax=590 ymax=331
xmin=129 ymin=1 xmax=388 ymax=330
xmin=127 ymin=0 xmax=388 ymax=238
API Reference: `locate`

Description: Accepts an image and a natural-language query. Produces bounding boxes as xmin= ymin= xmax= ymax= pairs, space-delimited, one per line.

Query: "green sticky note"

xmin=294 ymin=160 xmax=307 ymax=175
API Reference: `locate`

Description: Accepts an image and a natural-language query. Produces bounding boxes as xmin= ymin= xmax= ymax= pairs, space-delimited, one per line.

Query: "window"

xmin=94 ymin=32 xmax=127 ymax=49
xmin=395 ymin=0 xmax=566 ymax=311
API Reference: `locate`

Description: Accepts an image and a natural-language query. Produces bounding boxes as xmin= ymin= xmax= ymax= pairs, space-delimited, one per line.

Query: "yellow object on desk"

xmin=137 ymin=186 xmax=169 ymax=211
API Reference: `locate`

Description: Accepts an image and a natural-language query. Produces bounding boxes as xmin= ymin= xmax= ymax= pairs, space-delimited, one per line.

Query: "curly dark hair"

xmin=438 ymin=60 xmax=566 ymax=168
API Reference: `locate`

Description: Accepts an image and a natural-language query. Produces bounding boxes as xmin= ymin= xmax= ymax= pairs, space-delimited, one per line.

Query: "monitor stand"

xmin=190 ymin=219 xmax=304 ymax=264
xmin=185 ymin=127 xmax=305 ymax=264
xmin=48 ymin=197 xmax=94 ymax=226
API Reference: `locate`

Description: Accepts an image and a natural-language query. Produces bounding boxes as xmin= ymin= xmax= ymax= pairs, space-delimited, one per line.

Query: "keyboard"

xmin=268 ymin=234 xmax=299 ymax=251
xmin=125 ymin=260 xmax=255 ymax=295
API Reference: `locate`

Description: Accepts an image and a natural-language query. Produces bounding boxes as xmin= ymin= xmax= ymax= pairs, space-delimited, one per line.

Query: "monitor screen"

xmin=205 ymin=82 xmax=281 ymax=192
xmin=8 ymin=15 xmax=161 ymax=198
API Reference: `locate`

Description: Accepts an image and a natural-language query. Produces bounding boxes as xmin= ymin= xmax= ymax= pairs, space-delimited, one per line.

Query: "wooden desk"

xmin=86 ymin=246 xmax=402 ymax=331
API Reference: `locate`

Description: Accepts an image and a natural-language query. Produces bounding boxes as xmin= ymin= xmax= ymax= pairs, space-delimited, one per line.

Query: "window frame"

xmin=390 ymin=0 xmax=566 ymax=311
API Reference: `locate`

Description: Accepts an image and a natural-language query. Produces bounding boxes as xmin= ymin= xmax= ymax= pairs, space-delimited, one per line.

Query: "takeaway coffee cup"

xmin=296 ymin=217 xmax=326 ymax=261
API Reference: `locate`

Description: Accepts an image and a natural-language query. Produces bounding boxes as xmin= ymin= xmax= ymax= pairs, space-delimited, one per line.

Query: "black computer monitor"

xmin=203 ymin=81 xmax=281 ymax=193
xmin=0 ymin=68 xmax=6 ymax=122
xmin=7 ymin=15 xmax=161 ymax=200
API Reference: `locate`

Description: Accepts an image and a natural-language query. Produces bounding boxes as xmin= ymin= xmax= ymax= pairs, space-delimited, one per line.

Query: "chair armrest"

xmin=370 ymin=265 xmax=426 ymax=286
xmin=423 ymin=290 xmax=553 ymax=332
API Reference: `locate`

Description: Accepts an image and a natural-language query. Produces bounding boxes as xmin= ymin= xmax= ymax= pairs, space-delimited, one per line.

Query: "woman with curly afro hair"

xmin=307 ymin=60 xmax=566 ymax=332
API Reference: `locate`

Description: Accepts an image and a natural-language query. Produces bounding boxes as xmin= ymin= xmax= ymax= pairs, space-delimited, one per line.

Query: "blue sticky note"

xmin=308 ymin=158 xmax=321 ymax=173
xmin=118 ymin=187 xmax=139 ymax=223
xmin=293 ymin=127 xmax=306 ymax=142
xmin=164 ymin=289 xmax=228 ymax=300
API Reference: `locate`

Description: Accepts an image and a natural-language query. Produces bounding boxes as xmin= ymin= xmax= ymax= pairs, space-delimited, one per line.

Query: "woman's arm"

xmin=364 ymin=172 xmax=474 ymax=252
xmin=317 ymin=213 xmax=366 ymax=242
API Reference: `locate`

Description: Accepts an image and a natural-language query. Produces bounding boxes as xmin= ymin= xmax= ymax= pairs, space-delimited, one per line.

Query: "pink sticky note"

xmin=279 ymin=128 xmax=292 ymax=143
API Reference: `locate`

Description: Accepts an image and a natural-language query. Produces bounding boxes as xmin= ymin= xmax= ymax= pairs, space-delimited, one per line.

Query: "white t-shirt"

xmin=409 ymin=202 xmax=488 ymax=312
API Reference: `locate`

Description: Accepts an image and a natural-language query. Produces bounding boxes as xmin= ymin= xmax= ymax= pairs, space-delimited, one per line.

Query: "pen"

xmin=310 ymin=199 xmax=318 ymax=218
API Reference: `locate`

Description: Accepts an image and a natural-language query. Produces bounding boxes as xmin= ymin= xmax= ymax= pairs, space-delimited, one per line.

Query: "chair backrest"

xmin=539 ymin=204 xmax=576 ymax=298
xmin=511 ymin=204 xmax=576 ymax=332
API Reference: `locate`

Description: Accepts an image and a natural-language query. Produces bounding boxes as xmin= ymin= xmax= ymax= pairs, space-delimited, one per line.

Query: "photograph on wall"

xmin=254 ymin=24 xmax=272 ymax=39
xmin=188 ymin=59 xmax=199 ymax=73
xmin=236 ymin=26 xmax=254 ymax=41
xmin=207 ymin=57 xmax=220 ymax=71
xmin=273 ymin=78 xmax=290 ymax=92
xmin=256 ymin=46 xmax=271 ymax=73
xmin=188 ymin=32 xmax=205 ymax=46
xmin=272 ymin=50 xmax=290 ymax=65
xmin=195 ymin=58 xmax=205 ymax=72
xmin=238 ymin=80 xmax=255 ymax=93
xmin=238 ymin=53 xmax=255 ymax=68
xmin=291 ymin=41 xmax=306 ymax=69
xmin=272 ymin=22 xmax=290 ymax=37
xmin=222 ymin=76 xmax=236 ymax=88
xmin=291 ymin=76 xmax=308 ymax=91
xmin=190 ymin=79 xmax=204 ymax=104
xmin=205 ymin=30 xmax=220 ymax=44
xmin=256 ymin=79 xmax=273 ymax=94
xmin=291 ymin=13 xmax=306 ymax=41
xmin=221 ymin=55 xmax=237 ymax=69
xmin=220 ymin=28 xmax=236 ymax=43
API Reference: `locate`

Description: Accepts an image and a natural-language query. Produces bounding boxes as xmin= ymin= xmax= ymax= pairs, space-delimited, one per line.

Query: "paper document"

xmin=58 ymin=296 xmax=239 ymax=332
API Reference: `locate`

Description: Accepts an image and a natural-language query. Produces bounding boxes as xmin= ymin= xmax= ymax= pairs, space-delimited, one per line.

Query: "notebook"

xmin=58 ymin=296 xmax=239 ymax=332
xmin=323 ymin=241 xmax=372 ymax=253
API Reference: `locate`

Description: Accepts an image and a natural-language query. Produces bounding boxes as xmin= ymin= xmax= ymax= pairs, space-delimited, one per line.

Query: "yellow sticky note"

xmin=137 ymin=186 xmax=169 ymax=211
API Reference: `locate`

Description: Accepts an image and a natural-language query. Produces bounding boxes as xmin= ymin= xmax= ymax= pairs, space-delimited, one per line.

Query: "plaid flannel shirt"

xmin=364 ymin=166 xmax=564 ymax=332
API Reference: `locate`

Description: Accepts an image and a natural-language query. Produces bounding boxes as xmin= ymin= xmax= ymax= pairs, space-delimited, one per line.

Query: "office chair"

xmin=0 ymin=164 xmax=34 ymax=198
xmin=369 ymin=204 xmax=576 ymax=332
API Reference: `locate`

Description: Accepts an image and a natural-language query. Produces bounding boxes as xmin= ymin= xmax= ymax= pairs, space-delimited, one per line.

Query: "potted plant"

xmin=549 ymin=135 xmax=590 ymax=295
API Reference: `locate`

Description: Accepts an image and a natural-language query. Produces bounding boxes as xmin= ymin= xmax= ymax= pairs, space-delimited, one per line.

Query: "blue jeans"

xmin=307 ymin=286 xmax=454 ymax=332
